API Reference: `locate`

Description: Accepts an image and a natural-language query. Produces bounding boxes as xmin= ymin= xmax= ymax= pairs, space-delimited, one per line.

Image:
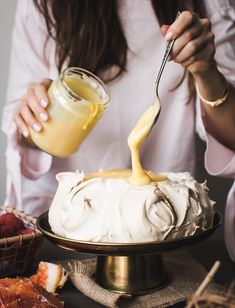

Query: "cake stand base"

xmin=95 ymin=254 xmax=166 ymax=295
xmin=37 ymin=211 xmax=221 ymax=295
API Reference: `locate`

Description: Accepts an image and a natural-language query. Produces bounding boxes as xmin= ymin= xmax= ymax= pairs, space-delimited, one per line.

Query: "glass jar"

xmin=30 ymin=67 xmax=110 ymax=157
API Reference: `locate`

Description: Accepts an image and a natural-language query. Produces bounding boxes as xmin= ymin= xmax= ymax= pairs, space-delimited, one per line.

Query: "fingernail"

xmin=39 ymin=112 xmax=48 ymax=122
xmin=40 ymin=98 xmax=48 ymax=108
xmin=165 ymin=31 xmax=174 ymax=41
xmin=33 ymin=123 xmax=42 ymax=132
xmin=22 ymin=130 xmax=29 ymax=138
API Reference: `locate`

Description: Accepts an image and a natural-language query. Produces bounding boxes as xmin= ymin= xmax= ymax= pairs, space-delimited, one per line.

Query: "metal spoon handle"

xmin=155 ymin=11 xmax=181 ymax=98
xmin=155 ymin=39 xmax=176 ymax=97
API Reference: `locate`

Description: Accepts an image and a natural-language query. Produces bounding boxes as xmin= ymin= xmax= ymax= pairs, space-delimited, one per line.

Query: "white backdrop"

xmin=0 ymin=1 xmax=234 ymax=221
xmin=0 ymin=0 xmax=17 ymax=203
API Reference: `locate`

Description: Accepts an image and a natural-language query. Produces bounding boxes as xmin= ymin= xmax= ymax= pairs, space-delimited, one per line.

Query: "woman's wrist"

xmin=192 ymin=63 xmax=227 ymax=103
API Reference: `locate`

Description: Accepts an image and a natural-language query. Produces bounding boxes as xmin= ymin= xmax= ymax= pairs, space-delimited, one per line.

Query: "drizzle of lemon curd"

xmin=128 ymin=102 xmax=162 ymax=185
xmin=64 ymin=77 xmax=103 ymax=130
xmin=85 ymin=169 xmax=167 ymax=183
xmin=85 ymin=98 xmax=167 ymax=185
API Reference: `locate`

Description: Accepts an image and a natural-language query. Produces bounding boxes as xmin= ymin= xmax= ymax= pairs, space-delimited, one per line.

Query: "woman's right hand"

xmin=13 ymin=78 xmax=52 ymax=138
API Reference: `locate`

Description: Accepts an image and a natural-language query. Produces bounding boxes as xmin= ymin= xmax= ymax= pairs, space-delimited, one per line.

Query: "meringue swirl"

xmin=48 ymin=170 xmax=215 ymax=243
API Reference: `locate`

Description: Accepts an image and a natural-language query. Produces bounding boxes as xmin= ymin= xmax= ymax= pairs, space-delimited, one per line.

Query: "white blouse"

xmin=2 ymin=0 xmax=235 ymax=260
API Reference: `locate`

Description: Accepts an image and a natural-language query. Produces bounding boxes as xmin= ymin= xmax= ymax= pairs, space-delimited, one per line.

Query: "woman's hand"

xmin=163 ymin=11 xmax=235 ymax=151
xmin=164 ymin=11 xmax=215 ymax=75
xmin=13 ymin=78 xmax=52 ymax=138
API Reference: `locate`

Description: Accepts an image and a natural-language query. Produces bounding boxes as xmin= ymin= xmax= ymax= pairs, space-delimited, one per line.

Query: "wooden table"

xmin=36 ymin=239 xmax=235 ymax=307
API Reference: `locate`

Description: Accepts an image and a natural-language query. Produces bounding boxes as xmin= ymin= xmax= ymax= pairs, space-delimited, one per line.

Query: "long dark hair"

xmin=34 ymin=0 xmax=205 ymax=80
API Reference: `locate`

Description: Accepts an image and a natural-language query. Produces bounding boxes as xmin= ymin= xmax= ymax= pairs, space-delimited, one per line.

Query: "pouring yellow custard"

xmin=85 ymin=99 xmax=166 ymax=184
xmin=127 ymin=100 xmax=167 ymax=185
xmin=48 ymin=79 xmax=215 ymax=243
xmin=85 ymin=168 xmax=165 ymax=182
xmin=30 ymin=67 xmax=109 ymax=157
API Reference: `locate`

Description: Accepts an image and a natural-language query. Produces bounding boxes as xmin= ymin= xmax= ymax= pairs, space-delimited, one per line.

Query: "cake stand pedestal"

xmin=96 ymin=254 xmax=165 ymax=294
xmin=37 ymin=212 xmax=220 ymax=295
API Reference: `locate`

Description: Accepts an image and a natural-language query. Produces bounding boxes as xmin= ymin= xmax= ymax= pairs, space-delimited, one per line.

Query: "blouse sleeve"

xmin=196 ymin=0 xmax=235 ymax=178
xmin=196 ymin=0 xmax=235 ymax=262
xmin=1 ymin=0 xmax=54 ymax=209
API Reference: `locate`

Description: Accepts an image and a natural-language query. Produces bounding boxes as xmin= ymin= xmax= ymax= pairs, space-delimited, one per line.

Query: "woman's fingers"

xmin=165 ymin=11 xmax=198 ymax=41
xmin=171 ymin=22 xmax=204 ymax=57
xmin=28 ymin=93 xmax=49 ymax=122
xmin=20 ymin=101 xmax=42 ymax=132
xmin=13 ymin=112 xmax=29 ymax=138
xmin=27 ymin=78 xmax=51 ymax=108
xmin=14 ymin=79 xmax=52 ymax=138
xmin=34 ymin=79 xmax=52 ymax=108
xmin=161 ymin=25 xmax=170 ymax=37
xmin=14 ymin=95 xmax=44 ymax=135
xmin=181 ymin=42 xmax=215 ymax=73
xmin=164 ymin=11 xmax=215 ymax=75
xmin=173 ymin=32 xmax=214 ymax=64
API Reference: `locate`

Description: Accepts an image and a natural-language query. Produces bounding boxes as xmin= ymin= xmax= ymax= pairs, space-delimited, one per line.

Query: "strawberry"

xmin=0 ymin=213 xmax=25 ymax=232
xmin=0 ymin=225 xmax=16 ymax=237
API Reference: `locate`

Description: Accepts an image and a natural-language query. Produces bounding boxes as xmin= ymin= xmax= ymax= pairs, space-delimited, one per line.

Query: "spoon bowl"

xmin=152 ymin=38 xmax=177 ymax=127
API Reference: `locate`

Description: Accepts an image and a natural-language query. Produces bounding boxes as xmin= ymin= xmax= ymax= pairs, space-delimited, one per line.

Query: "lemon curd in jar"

xmin=30 ymin=68 xmax=109 ymax=157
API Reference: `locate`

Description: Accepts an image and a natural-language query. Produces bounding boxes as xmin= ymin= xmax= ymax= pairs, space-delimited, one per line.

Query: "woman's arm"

xmin=193 ymin=64 xmax=235 ymax=151
xmin=166 ymin=10 xmax=235 ymax=151
xmin=1 ymin=0 xmax=54 ymax=208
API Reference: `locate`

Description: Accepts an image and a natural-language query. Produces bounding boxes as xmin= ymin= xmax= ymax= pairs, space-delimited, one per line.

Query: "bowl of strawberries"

xmin=0 ymin=205 xmax=43 ymax=277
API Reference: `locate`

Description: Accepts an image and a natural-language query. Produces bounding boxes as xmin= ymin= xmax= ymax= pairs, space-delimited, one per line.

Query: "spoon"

xmin=127 ymin=33 xmax=178 ymax=186
xmin=152 ymin=12 xmax=181 ymax=127
xmin=127 ymin=12 xmax=180 ymax=186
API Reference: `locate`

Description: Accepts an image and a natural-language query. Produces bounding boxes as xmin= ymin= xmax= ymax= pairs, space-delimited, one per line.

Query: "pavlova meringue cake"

xmin=48 ymin=93 xmax=215 ymax=243
xmin=48 ymin=170 xmax=215 ymax=243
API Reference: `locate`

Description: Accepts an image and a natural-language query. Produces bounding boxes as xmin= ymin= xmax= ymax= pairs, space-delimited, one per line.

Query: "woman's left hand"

xmin=164 ymin=11 xmax=215 ymax=75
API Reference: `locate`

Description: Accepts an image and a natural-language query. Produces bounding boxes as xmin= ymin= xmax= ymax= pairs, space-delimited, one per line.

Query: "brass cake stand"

xmin=37 ymin=211 xmax=220 ymax=295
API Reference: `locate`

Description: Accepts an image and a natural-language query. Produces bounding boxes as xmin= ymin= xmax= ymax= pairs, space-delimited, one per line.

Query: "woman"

xmin=2 ymin=0 xmax=235 ymax=259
